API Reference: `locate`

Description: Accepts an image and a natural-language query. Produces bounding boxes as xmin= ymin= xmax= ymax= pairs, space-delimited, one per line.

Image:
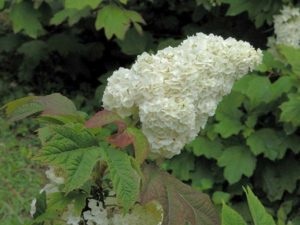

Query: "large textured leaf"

xmin=246 ymin=129 xmax=289 ymax=160
xmin=10 ymin=1 xmax=45 ymax=38
xmin=95 ymin=5 xmax=145 ymax=39
xmin=38 ymin=124 xmax=101 ymax=193
xmin=103 ymin=147 xmax=141 ymax=211
xmin=244 ymin=187 xmax=276 ymax=225
xmin=187 ymin=136 xmax=223 ymax=159
xmin=222 ymin=203 xmax=247 ymax=225
xmin=218 ymin=146 xmax=256 ymax=184
xmin=140 ymin=164 xmax=220 ymax=225
xmin=4 ymin=93 xmax=78 ymax=122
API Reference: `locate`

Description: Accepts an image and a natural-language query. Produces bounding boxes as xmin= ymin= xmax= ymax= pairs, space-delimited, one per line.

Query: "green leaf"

xmin=246 ymin=129 xmax=289 ymax=160
xmin=4 ymin=93 xmax=78 ymax=122
xmin=280 ymin=94 xmax=300 ymax=127
xmin=103 ymin=147 xmax=140 ymax=211
xmin=50 ymin=8 xmax=90 ymax=26
xmin=165 ymin=152 xmax=195 ymax=181
xmin=213 ymin=192 xmax=231 ymax=205
xmin=187 ymin=136 xmax=223 ymax=159
xmin=38 ymin=124 xmax=101 ymax=192
xmin=34 ymin=192 xmax=71 ymax=223
xmin=17 ymin=40 xmax=49 ymax=79
xmin=190 ymin=161 xmax=215 ymax=191
xmin=116 ymin=29 xmax=153 ymax=55
xmin=244 ymin=187 xmax=276 ymax=225
xmin=47 ymin=33 xmax=85 ymax=56
xmin=218 ymin=146 xmax=256 ymax=184
xmin=125 ymin=127 xmax=149 ymax=164
xmin=222 ymin=203 xmax=247 ymax=225
xmin=65 ymin=0 xmax=102 ymax=9
xmin=63 ymin=147 xmax=102 ymax=192
xmin=141 ymin=164 xmax=220 ymax=225
xmin=4 ymin=96 xmax=43 ymax=122
xmin=271 ymin=76 xmax=294 ymax=100
xmin=0 ymin=34 xmax=23 ymax=52
xmin=259 ymin=156 xmax=300 ymax=201
xmin=214 ymin=92 xmax=244 ymax=138
xmin=234 ymin=75 xmax=273 ymax=109
xmin=279 ymin=45 xmax=300 ymax=74
xmin=95 ymin=5 xmax=145 ymax=39
xmin=10 ymin=1 xmax=45 ymax=38
xmin=224 ymin=0 xmax=251 ymax=16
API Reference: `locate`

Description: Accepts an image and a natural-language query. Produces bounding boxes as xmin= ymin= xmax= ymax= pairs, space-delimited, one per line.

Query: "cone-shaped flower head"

xmin=103 ymin=33 xmax=262 ymax=158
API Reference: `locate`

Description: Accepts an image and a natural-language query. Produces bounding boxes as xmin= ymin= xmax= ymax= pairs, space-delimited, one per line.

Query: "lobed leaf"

xmin=218 ymin=146 xmax=256 ymax=184
xmin=10 ymin=1 xmax=45 ymax=38
xmin=95 ymin=4 xmax=145 ymax=39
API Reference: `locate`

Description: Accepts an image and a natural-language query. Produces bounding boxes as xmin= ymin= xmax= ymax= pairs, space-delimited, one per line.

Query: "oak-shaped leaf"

xmin=95 ymin=4 xmax=145 ymax=39
xmin=217 ymin=146 xmax=256 ymax=184
xmin=140 ymin=164 xmax=220 ymax=225
xmin=37 ymin=124 xmax=102 ymax=193
xmin=4 ymin=93 xmax=78 ymax=122
xmin=103 ymin=147 xmax=141 ymax=211
xmin=10 ymin=1 xmax=45 ymax=38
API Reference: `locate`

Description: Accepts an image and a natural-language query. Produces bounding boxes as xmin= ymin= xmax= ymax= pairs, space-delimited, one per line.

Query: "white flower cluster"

xmin=72 ymin=198 xmax=162 ymax=225
xmin=30 ymin=166 xmax=65 ymax=217
xmin=273 ymin=6 xmax=300 ymax=48
xmin=103 ymin=32 xmax=262 ymax=158
xmin=30 ymin=168 xmax=162 ymax=225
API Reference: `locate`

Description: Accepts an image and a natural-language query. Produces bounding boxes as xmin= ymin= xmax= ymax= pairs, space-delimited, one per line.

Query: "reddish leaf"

xmin=140 ymin=164 xmax=220 ymax=225
xmin=107 ymin=132 xmax=134 ymax=148
xmin=85 ymin=110 xmax=127 ymax=132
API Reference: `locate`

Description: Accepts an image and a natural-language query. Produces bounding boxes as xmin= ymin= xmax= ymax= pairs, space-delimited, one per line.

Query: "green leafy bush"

xmin=165 ymin=47 xmax=300 ymax=224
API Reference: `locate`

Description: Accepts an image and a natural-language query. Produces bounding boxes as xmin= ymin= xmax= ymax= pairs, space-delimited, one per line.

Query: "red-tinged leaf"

xmin=126 ymin=127 xmax=149 ymax=164
xmin=107 ymin=132 xmax=133 ymax=148
xmin=85 ymin=110 xmax=127 ymax=132
xmin=140 ymin=164 xmax=220 ymax=225
xmin=4 ymin=93 xmax=78 ymax=122
xmin=38 ymin=93 xmax=77 ymax=115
